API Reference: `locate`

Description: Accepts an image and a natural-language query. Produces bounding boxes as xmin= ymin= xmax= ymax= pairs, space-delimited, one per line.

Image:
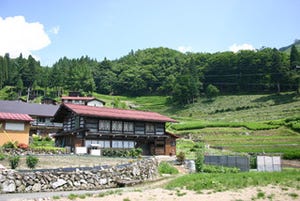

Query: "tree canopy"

xmin=0 ymin=46 xmax=299 ymax=104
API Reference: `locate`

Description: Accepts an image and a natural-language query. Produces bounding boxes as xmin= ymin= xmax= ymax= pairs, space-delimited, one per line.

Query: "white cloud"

xmin=0 ymin=16 xmax=51 ymax=59
xmin=178 ymin=46 xmax=193 ymax=53
xmin=49 ymin=26 xmax=60 ymax=35
xmin=229 ymin=43 xmax=256 ymax=53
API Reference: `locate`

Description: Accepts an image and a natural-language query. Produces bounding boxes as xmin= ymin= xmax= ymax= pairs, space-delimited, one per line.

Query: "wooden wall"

xmin=0 ymin=121 xmax=30 ymax=146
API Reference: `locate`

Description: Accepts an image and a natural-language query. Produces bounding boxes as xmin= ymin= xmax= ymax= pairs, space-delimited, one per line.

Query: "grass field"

xmin=165 ymin=169 xmax=300 ymax=192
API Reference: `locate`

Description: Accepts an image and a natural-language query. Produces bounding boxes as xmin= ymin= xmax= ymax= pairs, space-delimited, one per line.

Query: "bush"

xmin=176 ymin=152 xmax=186 ymax=165
xmin=44 ymin=136 xmax=52 ymax=142
xmin=2 ymin=141 xmax=17 ymax=149
xmin=0 ymin=153 xmax=6 ymax=160
xmin=195 ymin=150 xmax=204 ymax=172
xmin=102 ymin=148 xmax=142 ymax=158
xmin=206 ymin=84 xmax=219 ymax=99
xmin=158 ymin=162 xmax=179 ymax=175
xmin=9 ymin=155 xmax=20 ymax=169
xmin=282 ymin=150 xmax=300 ymax=160
xmin=26 ymin=155 xmax=39 ymax=169
xmin=250 ymin=155 xmax=257 ymax=169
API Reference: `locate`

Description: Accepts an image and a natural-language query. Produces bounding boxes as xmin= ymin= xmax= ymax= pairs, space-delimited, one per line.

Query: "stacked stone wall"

xmin=0 ymin=158 xmax=158 ymax=193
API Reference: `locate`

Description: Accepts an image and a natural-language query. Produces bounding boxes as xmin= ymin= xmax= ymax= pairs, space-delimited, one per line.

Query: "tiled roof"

xmin=0 ymin=100 xmax=59 ymax=117
xmin=61 ymin=103 xmax=177 ymax=123
xmin=0 ymin=112 xmax=33 ymax=121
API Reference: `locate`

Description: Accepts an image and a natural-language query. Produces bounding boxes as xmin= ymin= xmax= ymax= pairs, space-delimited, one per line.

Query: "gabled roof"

xmin=0 ymin=112 xmax=33 ymax=122
xmin=61 ymin=96 xmax=95 ymax=101
xmin=0 ymin=100 xmax=59 ymax=117
xmin=61 ymin=96 xmax=105 ymax=103
xmin=54 ymin=103 xmax=177 ymax=123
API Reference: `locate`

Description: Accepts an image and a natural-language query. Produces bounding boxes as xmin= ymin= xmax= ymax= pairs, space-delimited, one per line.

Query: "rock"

xmin=99 ymin=178 xmax=107 ymax=185
xmin=2 ymin=180 xmax=16 ymax=192
xmin=32 ymin=183 xmax=42 ymax=192
xmin=25 ymin=185 xmax=32 ymax=192
xmin=80 ymin=179 xmax=87 ymax=184
xmin=74 ymin=181 xmax=80 ymax=186
xmin=15 ymin=179 xmax=22 ymax=187
xmin=17 ymin=184 xmax=25 ymax=192
xmin=0 ymin=174 xmax=6 ymax=182
xmin=51 ymin=179 xmax=67 ymax=189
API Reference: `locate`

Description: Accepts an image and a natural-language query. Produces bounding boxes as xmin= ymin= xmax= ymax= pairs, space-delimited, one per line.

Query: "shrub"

xmin=0 ymin=153 xmax=6 ymax=160
xmin=195 ymin=150 xmax=204 ymax=172
xmin=44 ymin=136 xmax=52 ymax=142
xmin=2 ymin=141 xmax=17 ymax=149
xmin=282 ymin=150 xmax=300 ymax=160
xmin=176 ymin=152 xmax=186 ymax=165
xmin=26 ymin=155 xmax=39 ymax=169
xmin=102 ymin=148 xmax=142 ymax=158
xmin=250 ymin=155 xmax=257 ymax=169
xmin=206 ymin=84 xmax=219 ymax=99
xmin=158 ymin=162 xmax=179 ymax=175
xmin=9 ymin=155 xmax=20 ymax=169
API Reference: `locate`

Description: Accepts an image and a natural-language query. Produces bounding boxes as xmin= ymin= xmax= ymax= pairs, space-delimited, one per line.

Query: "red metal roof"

xmin=63 ymin=103 xmax=177 ymax=123
xmin=0 ymin=112 xmax=33 ymax=122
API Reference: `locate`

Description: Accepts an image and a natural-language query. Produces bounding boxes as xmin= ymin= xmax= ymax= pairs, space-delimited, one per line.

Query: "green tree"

xmin=16 ymin=77 xmax=24 ymax=97
xmin=205 ymin=84 xmax=219 ymax=99
xmin=290 ymin=45 xmax=300 ymax=68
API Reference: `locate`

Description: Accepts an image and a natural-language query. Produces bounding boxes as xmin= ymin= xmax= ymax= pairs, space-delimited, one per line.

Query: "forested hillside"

xmin=1 ymin=42 xmax=300 ymax=105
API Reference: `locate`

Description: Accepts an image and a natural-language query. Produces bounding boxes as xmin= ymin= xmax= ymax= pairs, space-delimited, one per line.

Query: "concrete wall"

xmin=0 ymin=158 xmax=158 ymax=193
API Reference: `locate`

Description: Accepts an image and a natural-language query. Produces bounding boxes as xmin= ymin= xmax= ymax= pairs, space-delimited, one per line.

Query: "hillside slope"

xmin=279 ymin=39 xmax=300 ymax=53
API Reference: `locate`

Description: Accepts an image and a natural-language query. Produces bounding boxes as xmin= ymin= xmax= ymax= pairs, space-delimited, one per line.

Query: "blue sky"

xmin=0 ymin=0 xmax=299 ymax=66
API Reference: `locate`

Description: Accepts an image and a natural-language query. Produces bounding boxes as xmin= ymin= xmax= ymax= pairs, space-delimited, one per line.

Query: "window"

xmin=112 ymin=121 xmax=123 ymax=133
xmin=5 ymin=122 xmax=25 ymax=131
xmin=86 ymin=118 xmax=98 ymax=132
xmin=146 ymin=123 xmax=155 ymax=134
xmin=123 ymin=141 xmax=135 ymax=148
xmin=85 ymin=140 xmax=110 ymax=148
xmin=37 ymin=117 xmax=45 ymax=123
xmin=112 ymin=140 xmax=123 ymax=148
xmin=155 ymin=123 xmax=165 ymax=135
xmin=135 ymin=122 xmax=145 ymax=135
xmin=123 ymin=122 xmax=134 ymax=133
xmin=99 ymin=120 xmax=111 ymax=133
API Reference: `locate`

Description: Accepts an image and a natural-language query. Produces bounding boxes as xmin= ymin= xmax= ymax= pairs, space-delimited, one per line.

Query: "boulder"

xmin=51 ymin=179 xmax=67 ymax=189
xmin=1 ymin=180 xmax=16 ymax=192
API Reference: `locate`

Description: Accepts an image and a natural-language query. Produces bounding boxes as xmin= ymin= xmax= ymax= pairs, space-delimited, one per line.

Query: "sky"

xmin=0 ymin=0 xmax=299 ymax=66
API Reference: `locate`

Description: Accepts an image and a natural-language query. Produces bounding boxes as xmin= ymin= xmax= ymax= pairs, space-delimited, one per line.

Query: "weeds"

xmin=166 ymin=169 xmax=300 ymax=192
xmin=288 ymin=192 xmax=299 ymax=199
xmin=158 ymin=162 xmax=179 ymax=175
xmin=67 ymin=193 xmax=78 ymax=200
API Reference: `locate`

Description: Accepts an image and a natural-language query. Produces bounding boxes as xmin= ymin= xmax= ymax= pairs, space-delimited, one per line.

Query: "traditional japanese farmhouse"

xmin=52 ymin=103 xmax=178 ymax=155
xmin=0 ymin=112 xmax=33 ymax=145
xmin=61 ymin=96 xmax=105 ymax=107
xmin=0 ymin=100 xmax=62 ymax=136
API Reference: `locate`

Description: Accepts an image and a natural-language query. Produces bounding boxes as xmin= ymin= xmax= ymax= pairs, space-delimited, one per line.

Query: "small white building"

xmin=61 ymin=96 xmax=105 ymax=107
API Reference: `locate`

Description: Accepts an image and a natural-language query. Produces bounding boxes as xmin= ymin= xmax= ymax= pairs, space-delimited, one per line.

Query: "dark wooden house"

xmin=52 ymin=103 xmax=178 ymax=155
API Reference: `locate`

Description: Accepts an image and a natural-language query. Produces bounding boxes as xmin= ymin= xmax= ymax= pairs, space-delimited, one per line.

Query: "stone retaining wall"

xmin=0 ymin=158 xmax=158 ymax=193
